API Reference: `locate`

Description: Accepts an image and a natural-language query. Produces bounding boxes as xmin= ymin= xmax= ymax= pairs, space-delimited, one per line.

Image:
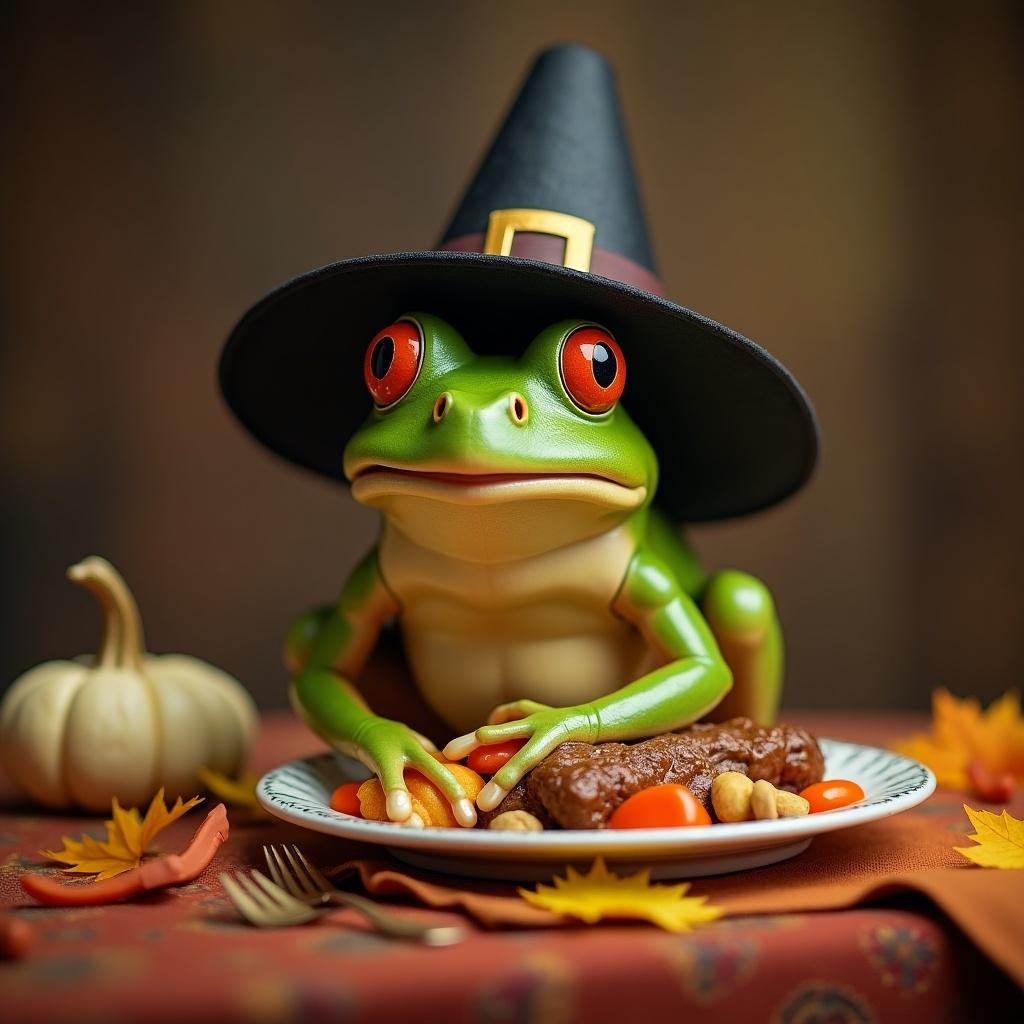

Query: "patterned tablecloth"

xmin=1 ymin=711 xmax=1021 ymax=1023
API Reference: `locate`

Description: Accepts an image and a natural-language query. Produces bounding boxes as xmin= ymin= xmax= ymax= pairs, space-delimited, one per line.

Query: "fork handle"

xmin=324 ymin=891 xmax=462 ymax=942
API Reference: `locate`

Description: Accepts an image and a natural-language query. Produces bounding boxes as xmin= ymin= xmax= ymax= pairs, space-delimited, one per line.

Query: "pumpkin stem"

xmin=67 ymin=557 xmax=146 ymax=671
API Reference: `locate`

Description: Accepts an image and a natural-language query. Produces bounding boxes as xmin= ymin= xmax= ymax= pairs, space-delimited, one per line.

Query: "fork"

xmin=264 ymin=844 xmax=464 ymax=945
xmin=219 ymin=846 xmax=465 ymax=945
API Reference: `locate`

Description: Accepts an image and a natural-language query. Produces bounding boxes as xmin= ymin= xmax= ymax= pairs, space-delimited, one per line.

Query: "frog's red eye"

xmin=559 ymin=325 xmax=625 ymax=414
xmin=364 ymin=321 xmax=422 ymax=407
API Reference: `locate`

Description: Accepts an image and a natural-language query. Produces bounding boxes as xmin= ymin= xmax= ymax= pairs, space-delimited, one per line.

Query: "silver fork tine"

xmin=263 ymin=846 xmax=284 ymax=888
xmin=280 ymin=844 xmax=320 ymax=897
xmin=293 ymin=845 xmax=335 ymax=892
xmin=265 ymin=846 xmax=305 ymax=899
xmin=221 ymin=870 xmax=320 ymax=927
xmin=220 ymin=873 xmax=266 ymax=923
xmin=250 ymin=869 xmax=312 ymax=914
xmin=235 ymin=871 xmax=275 ymax=912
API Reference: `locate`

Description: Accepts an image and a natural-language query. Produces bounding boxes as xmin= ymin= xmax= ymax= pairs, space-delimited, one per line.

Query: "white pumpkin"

xmin=0 ymin=556 xmax=258 ymax=811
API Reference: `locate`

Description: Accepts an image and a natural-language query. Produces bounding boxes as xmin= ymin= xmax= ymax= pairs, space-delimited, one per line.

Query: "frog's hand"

xmin=289 ymin=550 xmax=473 ymax=828
xmin=445 ymin=548 xmax=733 ymax=812
xmin=485 ymin=699 xmax=552 ymax=726
xmin=444 ymin=706 xmax=598 ymax=812
xmin=353 ymin=719 xmax=477 ymax=827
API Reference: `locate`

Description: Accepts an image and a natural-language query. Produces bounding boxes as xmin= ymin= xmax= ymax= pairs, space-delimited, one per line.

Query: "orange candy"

xmin=799 ymin=779 xmax=865 ymax=813
xmin=357 ymin=753 xmax=485 ymax=828
xmin=609 ymin=783 xmax=712 ymax=829
xmin=329 ymin=782 xmax=363 ymax=816
xmin=466 ymin=739 xmax=527 ymax=776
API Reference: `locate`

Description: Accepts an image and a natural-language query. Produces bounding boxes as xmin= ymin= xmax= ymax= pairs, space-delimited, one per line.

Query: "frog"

xmin=285 ymin=312 xmax=783 ymax=828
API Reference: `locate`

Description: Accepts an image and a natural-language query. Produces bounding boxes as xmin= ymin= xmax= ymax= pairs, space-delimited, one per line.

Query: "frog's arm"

xmin=290 ymin=549 xmax=476 ymax=826
xmin=445 ymin=548 xmax=733 ymax=811
xmin=284 ymin=605 xmax=333 ymax=676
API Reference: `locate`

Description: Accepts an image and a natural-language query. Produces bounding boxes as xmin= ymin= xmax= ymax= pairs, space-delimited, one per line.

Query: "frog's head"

xmin=343 ymin=313 xmax=657 ymax=561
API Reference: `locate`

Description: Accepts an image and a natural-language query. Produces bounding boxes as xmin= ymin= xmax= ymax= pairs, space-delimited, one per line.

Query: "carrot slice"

xmin=330 ymin=782 xmax=363 ymax=816
xmin=609 ymin=784 xmax=712 ymax=829
xmin=799 ymin=779 xmax=865 ymax=813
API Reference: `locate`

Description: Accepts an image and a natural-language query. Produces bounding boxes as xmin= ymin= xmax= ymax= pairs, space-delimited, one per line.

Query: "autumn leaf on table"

xmin=519 ymin=857 xmax=724 ymax=932
xmin=891 ymin=689 xmax=1024 ymax=797
xmin=197 ymin=767 xmax=264 ymax=814
xmin=953 ymin=804 xmax=1024 ymax=869
xmin=41 ymin=789 xmax=202 ymax=880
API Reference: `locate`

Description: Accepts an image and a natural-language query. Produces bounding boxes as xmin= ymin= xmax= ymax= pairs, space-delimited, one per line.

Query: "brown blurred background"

xmin=2 ymin=1 xmax=1021 ymax=714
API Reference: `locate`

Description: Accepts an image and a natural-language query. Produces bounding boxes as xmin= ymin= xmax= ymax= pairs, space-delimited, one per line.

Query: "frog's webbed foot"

xmin=700 ymin=569 xmax=782 ymax=725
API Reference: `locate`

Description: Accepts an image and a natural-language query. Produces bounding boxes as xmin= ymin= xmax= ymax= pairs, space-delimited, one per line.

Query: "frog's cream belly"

xmin=378 ymin=519 xmax=663 ymax=733
xmin=402 ymin=612 xmax=657 ymax=733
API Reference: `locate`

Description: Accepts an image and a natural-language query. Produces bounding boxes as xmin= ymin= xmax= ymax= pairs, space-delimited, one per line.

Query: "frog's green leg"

xmin=698 ymin=570 xmax=783 ymax=725
xmin=644 ymin=510 xmax=783 ymax=725
xmin=446 ymin=548 xmax=733 ymax=811
xmin=283 ymin=604 xmax=333 ymax=674
xmin=289 ymin=549 xmax=477 ymax=827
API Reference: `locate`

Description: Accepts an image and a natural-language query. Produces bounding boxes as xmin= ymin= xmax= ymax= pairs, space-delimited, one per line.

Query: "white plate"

xmin=257 ymin=738 xmax=935 ymax=881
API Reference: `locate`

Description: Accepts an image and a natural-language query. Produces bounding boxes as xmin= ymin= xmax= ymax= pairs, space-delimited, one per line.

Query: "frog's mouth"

xmin=350 ymin=465 xmax=647 ymax=510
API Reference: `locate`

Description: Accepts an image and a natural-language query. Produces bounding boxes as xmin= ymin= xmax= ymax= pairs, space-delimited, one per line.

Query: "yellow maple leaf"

xmin=953 ymin=804 xmax=1024 ymax=869
xmin=518 ymin=857 xmax=725 ymax=932
xmin=197 ymin=767 xmax=263 ymax=811
xmin=891 ymin=689 xmax=1024 ymax=790
xmin=41 ymin=789 xmax=202 ymax=880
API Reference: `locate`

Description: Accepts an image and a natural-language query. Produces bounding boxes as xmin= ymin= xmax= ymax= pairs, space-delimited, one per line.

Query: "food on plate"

xmin=799 ymin=779 xmax=865 ymax=813
xmin=329 ymin=782 xmax=363 ymax=816
xmin=487 ymin=810 xmax=544 ymax=832
xmin=712 ymin=772 xmax=810 ymax=822
xmin=338 ymin=718 xmax=839 ymax=830
xmin=467 ymin=739 xmax=528 ymax=776
xmin=479 ymin=718 xmax=824 ymax=830
xmin=609 ymin=783 xmax=711 ymax=829
xmin=712 ymin=772 xmax=755 ymax=822
xmin=750 ymin=779 xmax=779 ymax=820
xmin=357 ymin=758 xmax=485 ymax=828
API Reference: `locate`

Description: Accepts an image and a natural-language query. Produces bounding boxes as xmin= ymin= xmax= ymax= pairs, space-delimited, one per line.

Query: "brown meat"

xmin=528 ymin=734 xmax=717 ymax=829
xmin=685 ymin=717 xmax=825 ymax=792
xmin=484 ymin=718 xmax=824 ymax=830
xmin=477 ymin=776 xmax=555 ymax=829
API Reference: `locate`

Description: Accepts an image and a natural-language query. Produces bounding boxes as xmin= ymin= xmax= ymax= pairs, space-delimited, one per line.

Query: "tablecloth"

xmin=2 ymin=711 xmax=1022 ymax=1023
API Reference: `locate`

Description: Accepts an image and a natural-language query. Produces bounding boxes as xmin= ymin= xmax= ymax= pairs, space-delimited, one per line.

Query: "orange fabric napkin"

xmin=331 ymin=799 xmax=1024 ymax=988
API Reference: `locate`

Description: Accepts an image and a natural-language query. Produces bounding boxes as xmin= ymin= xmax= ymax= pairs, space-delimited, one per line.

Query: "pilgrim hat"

xmin=220 ymin=44 xmax=818 ymax=522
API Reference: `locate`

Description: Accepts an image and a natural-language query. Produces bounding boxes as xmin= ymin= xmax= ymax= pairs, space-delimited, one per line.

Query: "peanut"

xmin=775 ymin=790 xmax=810 ymax=817
xmin=712 ymin=772 xmax=811 ymax=822
xmin=712 ymin=771 xmax=754 ymax=822
xmin=488 ymin=810 xmax=544 ymax=832
xmin=751 ymin=779 xmax=779 ymax=820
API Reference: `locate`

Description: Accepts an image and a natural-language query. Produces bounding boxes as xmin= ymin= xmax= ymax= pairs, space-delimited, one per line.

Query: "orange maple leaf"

xmin=891 ymin=689 xmax=1024 ymax=791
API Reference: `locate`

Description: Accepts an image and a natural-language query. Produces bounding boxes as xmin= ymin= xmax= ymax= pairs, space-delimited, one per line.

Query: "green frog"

xmin=285 ymin=313 xmax=782 ymax=828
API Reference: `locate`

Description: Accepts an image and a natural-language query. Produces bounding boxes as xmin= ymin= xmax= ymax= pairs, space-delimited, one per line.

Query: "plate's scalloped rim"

xmin=256 ymin=737 xmax=936 ymax=864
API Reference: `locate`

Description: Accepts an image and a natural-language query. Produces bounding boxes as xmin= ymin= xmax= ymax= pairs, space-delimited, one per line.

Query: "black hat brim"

xmin=219 ymin=250 xmax=818 ymax=522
